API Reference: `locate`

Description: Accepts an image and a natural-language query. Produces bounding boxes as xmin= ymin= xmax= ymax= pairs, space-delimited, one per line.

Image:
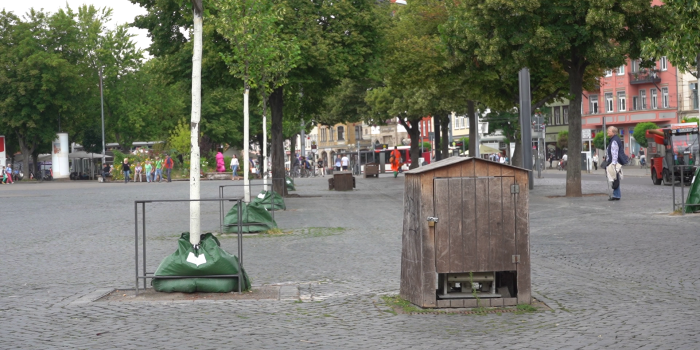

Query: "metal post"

xmin=672 ymin=166 xmax=676 ymax=212
xmin=237 ymin=199 xmax=243 ymax=293
xmin=142 ymin=202 xmax=146 ymax=289
xmin=219 ymin=186 xmax=224 ymax=232
xmin=99 ymin=67 xmax=106 ymax=165
xmin=357 ymin=140 xmax=360 ymax=175
xmin=134 ymin=202 xmax=139 ymax=295
xmin=300 ymin=119 xmax=305 ymax=166
xmin=681 ymin=166 xmax=685 ymax=215
xmin=519 ymin=68 xmax=534 ymax=189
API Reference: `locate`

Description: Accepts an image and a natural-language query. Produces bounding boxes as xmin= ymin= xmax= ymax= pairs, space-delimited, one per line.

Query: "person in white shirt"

xmin=341 ymin=155 xmax=350 ymax=171
xmin=230 ymin=155 xmax=239 ymax=180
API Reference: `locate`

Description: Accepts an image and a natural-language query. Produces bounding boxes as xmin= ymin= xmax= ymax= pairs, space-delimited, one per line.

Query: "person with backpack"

xmin=164 ymin=154 xmax=174 ymax=182
xmin=605 ymin=126 xmax=628 ymax=201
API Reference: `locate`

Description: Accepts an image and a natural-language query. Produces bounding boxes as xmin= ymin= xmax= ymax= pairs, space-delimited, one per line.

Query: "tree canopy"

xmin=443 ymin=0 xmax=667 ymax=196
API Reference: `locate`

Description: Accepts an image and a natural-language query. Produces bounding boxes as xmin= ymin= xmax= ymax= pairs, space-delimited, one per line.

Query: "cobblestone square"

xmin=1 ymin=170 xmax=698 ymax=349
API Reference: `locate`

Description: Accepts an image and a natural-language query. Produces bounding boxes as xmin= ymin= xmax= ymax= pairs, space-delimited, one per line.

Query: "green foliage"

xmin=642 ymin=1 xmax=695 ymax=76
xmin=168 ymin=119 xmax=191 ymax=161
xmin=633 ymin=122 xmax=659 ymax=148
xmin=682 ymin=117 xmax=699 ymax=127
xmin=458 ymin=137 xmax=469 ymax=151
xmin=215 ymin=0 xmax=300 ymax=90
xmin=593 ymin=132 xmax=606 ymax=151
xmin=557 ymin=131 xmax=569 ymax=150
xmin=442 ymin=0 xmax=667 ymax=196
xmin=420 ymin=142 xmax=432 ymax=151
xmin=484 ymin=110 xmax=520 ymax=143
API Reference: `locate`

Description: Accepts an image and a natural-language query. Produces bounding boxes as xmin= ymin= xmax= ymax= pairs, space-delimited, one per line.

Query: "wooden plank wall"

xmin=400 ymin=174 xmax=423 ymax=306
xmin=417 ymin=166 xmax=449 ymax=307
xmin=401 ymin=158 xmax=531 ymax=307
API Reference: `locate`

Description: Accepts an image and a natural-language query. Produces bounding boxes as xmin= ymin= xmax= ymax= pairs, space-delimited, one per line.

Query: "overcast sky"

xmin=2 ymin=0 xmax=151 ymax=53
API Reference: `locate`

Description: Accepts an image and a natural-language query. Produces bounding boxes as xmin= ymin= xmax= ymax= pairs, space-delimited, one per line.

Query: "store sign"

xmin=581 ymin=129 xmax=591 ymax=139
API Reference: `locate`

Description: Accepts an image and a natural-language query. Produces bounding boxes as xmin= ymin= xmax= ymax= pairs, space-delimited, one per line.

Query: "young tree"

xmin=442 ymin=0 xmax=666 ymax=196
xmin=215 ymin=0 xmax=300 ymax=200
xmin=189 ymin=0 xmax=204 ymax=245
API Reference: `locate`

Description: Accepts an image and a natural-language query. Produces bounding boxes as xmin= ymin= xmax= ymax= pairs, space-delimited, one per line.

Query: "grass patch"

xmin=299 ymin=227 xmax=346 ymax=237
xmin=264 ymin=227 xmax=285 ymax=235
xmin=380 ymin=295 xmax=550 ymax=315
xmin=514 ymin=304 xmax=538 ymax=314
xmin=381 ymin=295 xmax=433 ymax=314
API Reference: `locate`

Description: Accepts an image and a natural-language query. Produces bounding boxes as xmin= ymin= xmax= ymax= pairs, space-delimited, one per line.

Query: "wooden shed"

xmin=400 ymin=157 xmax=530 ymax=308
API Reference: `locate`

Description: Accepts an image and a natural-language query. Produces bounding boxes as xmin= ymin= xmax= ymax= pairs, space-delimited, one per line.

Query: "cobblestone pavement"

xmin=1 ymin=171 xmax=699 ymax=349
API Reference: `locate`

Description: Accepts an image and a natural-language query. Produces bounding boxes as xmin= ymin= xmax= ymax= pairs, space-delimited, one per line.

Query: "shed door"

xmin=433 ymin=177 xmax=518 ymax=273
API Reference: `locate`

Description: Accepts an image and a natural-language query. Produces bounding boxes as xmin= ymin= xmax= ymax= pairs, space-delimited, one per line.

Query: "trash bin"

xmin=400 ymin=157 xmax=531 ymax=308
xmin=331 ymin=171 xmax=354 ymax=191
xmin=364 ymin=163 xmax=379 ymax=178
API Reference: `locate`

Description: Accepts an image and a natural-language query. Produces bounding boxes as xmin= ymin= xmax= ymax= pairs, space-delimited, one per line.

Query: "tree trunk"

xmin=289 ymin=133 xmax=298 ymax=165
xmin=189 ymin=8 xmax=203 ymax=244
xmin=401 ymin=117 xmax=422 ymax=169
xmin=270 ymin=86 xmax=287 ymax=196
xmin=31 ymin=153 xmax=39 ymax=179
xmin=468 ymin=100 xmax=477 ymax=157
xmin=434 ymin=117 xmax=442 ymax=161
xmin=566 ymin=64 xmax=584 ymax=197
xmin=17 ymin=134 xmax=34 ymax=183
xmin=441 ymin=114 xmax=449 ymax=158
xmin=511 ymin=142 xmax=522 ymax=167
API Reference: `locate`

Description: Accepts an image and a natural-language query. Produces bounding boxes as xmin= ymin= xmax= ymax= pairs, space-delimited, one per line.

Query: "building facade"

xmin=581 ymin=57 xmax=679 ymax=157
xmin=677 ymin=70 xmax=699 ymax=122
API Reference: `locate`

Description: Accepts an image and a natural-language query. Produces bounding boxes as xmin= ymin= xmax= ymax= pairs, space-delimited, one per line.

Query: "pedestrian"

xmin=334 ymin=155 xmax=342 ymax=172
xmin=164 ymin=154 xmax=174 ymax=182
xmin=230 ymin=154 xmax=239 ymax=180
xmin=548 ymin=154 xmax=554 ymax=169
xmin=561 ymin=153 xmax=568 ymax=169
xmin=249 ymin=158 xmax=258 ymax=179
xmin=122 ymin=158 xmax=131 ymax=183
xmin=2 ymin=166 xmax=6 ymax=184
xmin=605 ymin=126 xmax=627 ymax=201
xmin=341 ymin=154 xmax=350 ymax=171
xmin=390 ymin=146 xmax=401 ymax=178
xmin=5 ymin=164 xmax=13 ymax=184
xmin=144 ymin=160 xmax=153 ymax=183
xmin=134 ymin=162 xmax=143 ymax=182
xmin=593 ymin=154 xmax=599 ymax=171
xmin=216 ymin=149 xmax=225 ymax=173
xmin=317 ymin=157 xmax=325 ymax=177
xmin=102 ymin=163 xmax=111 ymax=182
xmin=154 ymin=156 xmax=163 ymax=183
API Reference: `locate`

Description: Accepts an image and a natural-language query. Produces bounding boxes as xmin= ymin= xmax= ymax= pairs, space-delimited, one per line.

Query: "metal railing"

xmin=134 ymin=198 xmax=245 ymax=295
xmin=218 ymin=177 xmax=287 ymax=232
xmin=671 ymin=165 xmax=700 ymax=215
xmin=629 ymin=69 xmax=661 ymax=85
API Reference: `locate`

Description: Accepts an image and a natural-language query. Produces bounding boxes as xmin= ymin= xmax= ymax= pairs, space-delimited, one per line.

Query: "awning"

xmin=479 ymin=144 xmax=502 ymax=154
xmin=68 ymin=151 xmax=112 ymax=159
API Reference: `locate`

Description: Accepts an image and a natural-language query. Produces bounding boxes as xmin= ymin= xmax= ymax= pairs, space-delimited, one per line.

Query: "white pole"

xmin=263 ymin=113 xmax=268 ymax=191
xmin=243 ymin=87 xmax=250 ymax=203
xmin=99 ymin=67 xmax=105 ymax=166
xmin=189 ymin=12 xmax=203 ymax=246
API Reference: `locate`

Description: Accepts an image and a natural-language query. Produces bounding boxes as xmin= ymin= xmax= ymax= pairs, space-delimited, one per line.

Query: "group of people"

xmin=334 ymin=155 xmax=350 ymax=172
xmin=227 ymin=153 xmax=263 ymax=180
xmin=103 ymin=155 xmax=174 ymax=183
xmin=1 ymin=164 xmax=14 ymax=184
xmin=489 ymin=153 xmax=509 ymax=164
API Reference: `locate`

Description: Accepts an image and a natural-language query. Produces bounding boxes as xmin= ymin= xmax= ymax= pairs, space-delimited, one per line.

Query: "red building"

xmin=582 ymin=56 xmax=678 ymax=157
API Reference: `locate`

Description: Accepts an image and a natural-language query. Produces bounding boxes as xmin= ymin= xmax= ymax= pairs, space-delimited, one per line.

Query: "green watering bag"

xmin=152 ymin=232 xmax=251 ymax=293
